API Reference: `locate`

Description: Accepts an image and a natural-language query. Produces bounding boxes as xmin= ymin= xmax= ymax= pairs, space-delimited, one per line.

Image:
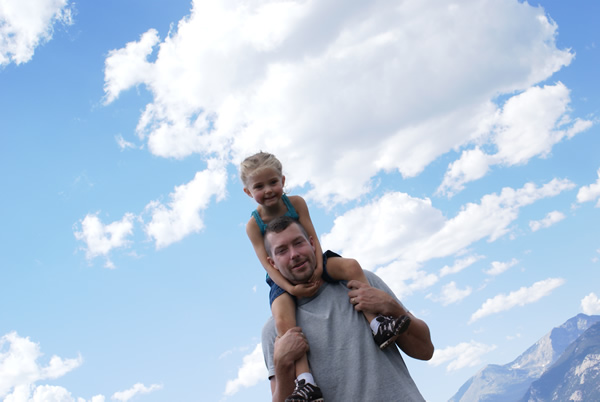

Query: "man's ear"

xmin=243 ymin=187 xmax=252 ymax=198
xmin=308 ymin=236 xmax=316 ymax=253
xmin=267 ymin=256 xmax=278 ymax=270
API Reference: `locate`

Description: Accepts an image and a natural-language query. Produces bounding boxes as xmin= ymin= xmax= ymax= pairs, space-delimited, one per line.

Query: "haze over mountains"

xmin=450 ymin=314 xmax=600 ymax=402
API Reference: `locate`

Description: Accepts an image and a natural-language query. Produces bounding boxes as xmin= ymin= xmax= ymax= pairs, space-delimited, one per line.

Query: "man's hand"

xmin=273 ymin=327 xmax=309 ymax=368
xmin=347 ymin=280 xmax=434 ymax=361
xmin=347 ymin=280 xmax=405 ymax=317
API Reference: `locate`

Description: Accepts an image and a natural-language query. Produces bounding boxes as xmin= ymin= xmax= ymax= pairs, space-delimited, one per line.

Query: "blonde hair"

xmin=240 ymin=152 xmax=283 ymax=186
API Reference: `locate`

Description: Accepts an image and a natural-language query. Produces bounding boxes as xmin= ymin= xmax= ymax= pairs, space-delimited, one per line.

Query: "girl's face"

xmin=244 ymin=168 xmax=285 ymax=207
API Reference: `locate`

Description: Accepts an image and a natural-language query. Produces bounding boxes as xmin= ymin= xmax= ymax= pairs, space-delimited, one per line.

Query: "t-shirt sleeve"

xmin=261 ymin=317 xmax=277 ymax=379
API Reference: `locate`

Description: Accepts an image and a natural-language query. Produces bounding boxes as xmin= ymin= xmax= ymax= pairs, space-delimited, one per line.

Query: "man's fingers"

xmin=347 ymin=279 xmax=367 ymax=290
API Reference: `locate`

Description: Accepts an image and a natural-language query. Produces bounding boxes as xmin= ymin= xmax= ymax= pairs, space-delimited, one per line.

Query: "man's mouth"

xmin=292 ymin=260 xmax=307 ymax=270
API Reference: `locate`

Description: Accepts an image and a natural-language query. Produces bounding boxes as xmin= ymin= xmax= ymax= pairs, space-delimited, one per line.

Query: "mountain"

xmin=521 ymin=321 xmax=600 ymax=401
xmin=449 ymin=314 xmax=600 ymax=402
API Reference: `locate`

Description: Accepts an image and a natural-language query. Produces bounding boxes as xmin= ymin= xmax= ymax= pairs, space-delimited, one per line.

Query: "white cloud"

xmin=581 ymin=293 xmax=600 ymax=315
xmin=74 ymin=212 xmax=135 ymax=268
xmin=143 ymin=162 xmax=227 ymax=248
xmin=224 ymin=343 xmax=267 ymax=396
xmin=529 ymin=210 xmax=566 ymax=232
xmin=428 ymin=282 xmax=472 ymax=306
xmin=469 ymin=278 xmax=565 ymax=323
xmin=115 ymin=135 xmax=137 ymax=151
xmin=30 ymin=385 xmax=75 ymax=401
xmin=111 ymin=383 xmax=162 ymax=402
xmin=377 ymin=259 xmax=439 ymax=300
xmin=577 ymin=168 xmax=600 ymax=207
xmin=428 ymin=341 xmax=496 ymax=372
xmin=439 ymin=255 xmax=485 ymax=277
xmin=0 ymin=332 xmax=82 ymax=399
xmin=322 ymin=179 xmax=572 ymax=297
xmin=104 ymin=29 xmax=160 ymax=104
xmin=0 ymin=0 xmax=73 ymax=66
xmin=438 ymin=83 xmax=593 ymax=196
xmin=104 ymin=0 xmax=576 ymax=204
xmin=324 ymin=179 xmax=574 ymax=270
xmin=484 ymin=258 xmax=519 ymax=276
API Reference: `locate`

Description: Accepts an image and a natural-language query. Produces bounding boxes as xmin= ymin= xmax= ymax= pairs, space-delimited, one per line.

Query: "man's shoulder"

xmin=363 ymin=270 xmax=383 ymax=285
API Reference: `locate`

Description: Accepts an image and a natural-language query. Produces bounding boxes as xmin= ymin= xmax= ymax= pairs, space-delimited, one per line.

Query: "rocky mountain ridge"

xmin=449 ymin=314 xmax=600 ymax=402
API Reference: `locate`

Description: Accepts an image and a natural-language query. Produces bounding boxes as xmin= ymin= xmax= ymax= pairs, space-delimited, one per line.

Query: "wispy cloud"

xmin=428 ymin=341 xmax=497 ymax=372
xmin=484 ymin=258 xmax=519 ymax=276
xmin=112 ymin=383 xmax=163 ymax=401
xmin=529 ymin=210 xmax=566 ymax=232
xmin=427 ymin=281 xmax=472 ymax=306
xmin=440 ymin=255 xmax=485 ymax=277
xmin=469 ymin=278 xmax=565 ymax=323
xmin=116 ymin=134 xmax=137 ymax=151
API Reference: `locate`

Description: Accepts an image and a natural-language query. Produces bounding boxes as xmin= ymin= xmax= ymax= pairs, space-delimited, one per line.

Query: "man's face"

xmin=266 ymin=223 xmax=317 ymax=285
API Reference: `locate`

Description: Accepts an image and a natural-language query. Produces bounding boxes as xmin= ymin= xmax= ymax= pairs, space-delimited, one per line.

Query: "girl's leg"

xmin=327 ymin=257 xmax=408 ymax=349
xmin=271 ymin=292 xmax=311 ymax=378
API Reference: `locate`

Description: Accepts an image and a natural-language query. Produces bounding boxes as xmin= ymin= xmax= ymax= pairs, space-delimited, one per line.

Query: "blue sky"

xmin=1 ymin=0 xmax=599 ymax=401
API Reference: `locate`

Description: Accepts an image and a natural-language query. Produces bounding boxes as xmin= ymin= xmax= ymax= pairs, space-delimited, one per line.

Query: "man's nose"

xmin=289 ymin=245 xmax=300 ymax=259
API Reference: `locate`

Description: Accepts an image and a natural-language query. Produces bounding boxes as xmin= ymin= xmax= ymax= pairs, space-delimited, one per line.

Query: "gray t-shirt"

xmin=262 ymin=271 xmax=426 ymax=402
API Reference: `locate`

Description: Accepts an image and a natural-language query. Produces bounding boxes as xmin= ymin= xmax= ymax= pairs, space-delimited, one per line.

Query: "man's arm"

xmin=347 ymin=279 xmax=434 ymax=360
xmin=269 ymin=327 xmax=309 ymax=402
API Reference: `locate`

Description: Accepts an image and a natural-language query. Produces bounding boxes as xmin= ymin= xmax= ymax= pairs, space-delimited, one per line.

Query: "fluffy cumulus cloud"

xmin=74 ymin=212 xmax=135 ymax=268
xmin=144 ymin=161 xmax=227 ymax=248
xmin=103 ymin=0 xmax=578 ymax=205
xmin=428 ymin=341 xmax=497 ymax=372
xmin=0 ymin=332 xmax=82 ymax=400
xmin=0 ymin=0 xmax=73 ymax=66
xmin=577 ymin=168 xmax=600 ymax=207
xmin=323 ymin=179 xmax=573 ymax=296
xmin=438 ymin=83 xmax=592 ymax=196
xmin=469 ymin=278 xmax=565 ymax=323
xmin=111 ymin=383 xmax=162 ymax=402
xmin=224 ymin=343 xmax=267 ymax=396
xmin=581 ymin=293 xmax=600 ymax=315
xmin=529 ymin=210 xmax=566 ymax=232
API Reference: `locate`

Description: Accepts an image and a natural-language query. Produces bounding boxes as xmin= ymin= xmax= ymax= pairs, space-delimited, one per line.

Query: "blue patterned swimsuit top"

xmin=252 ymin=194 xmax=299 ymax=235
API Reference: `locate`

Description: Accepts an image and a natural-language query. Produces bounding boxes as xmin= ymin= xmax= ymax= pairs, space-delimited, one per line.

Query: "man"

xmin=262 ymin=216 xmax=434 ymax=402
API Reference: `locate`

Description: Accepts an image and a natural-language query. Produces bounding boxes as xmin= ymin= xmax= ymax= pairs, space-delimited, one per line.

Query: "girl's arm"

xmin=246 ymin=218 xmax=320 ymax=297
xmin=288 ymin=196 xmax=324 ymax=284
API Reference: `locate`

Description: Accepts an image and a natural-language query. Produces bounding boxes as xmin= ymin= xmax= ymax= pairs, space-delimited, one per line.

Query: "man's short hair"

xmin=264 ymin=216 xmax=309 ymax=257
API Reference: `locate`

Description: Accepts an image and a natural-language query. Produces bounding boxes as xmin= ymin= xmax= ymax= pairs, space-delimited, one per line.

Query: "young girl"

xmin=241 ymin=152 xmax=409 ymax=402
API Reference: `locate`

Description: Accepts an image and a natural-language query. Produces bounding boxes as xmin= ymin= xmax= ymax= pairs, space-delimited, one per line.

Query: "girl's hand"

xmin=309 ymin=264 xmax=323 ymax=285
xmin=288 ymin=281 xmax=321 ymax=298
